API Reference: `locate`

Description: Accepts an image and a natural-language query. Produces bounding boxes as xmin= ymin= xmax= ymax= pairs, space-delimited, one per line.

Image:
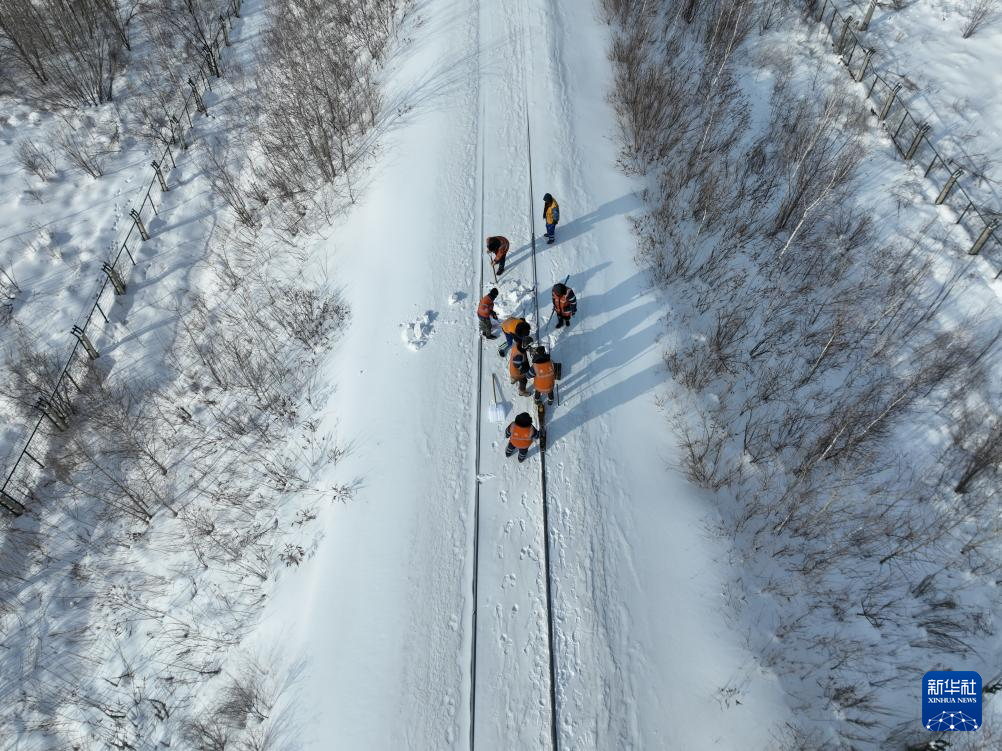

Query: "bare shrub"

xmin=56 ymin=126 xmax=106 ymax=177
xmin=16 ymin=139 xmax=56 ymax=181
xmin=961 ymin=0 xmax=1000 ymax=38
xmin=255 ymin=0 xmax=387 ymax=208
xmin=952 ymin=406 xmax=1002 ymax=494
xmin=183 ymin=717 xmax=230 ymax=751
xmin=0 ymin=0 xmax=124 ymax=107
xmin=201 ymin=141 xmax=257 ymax=228
xmin=264 ymin=285 xmax=348 ymax=352
xmin=142 ymin=0 xmax=223 ymax=77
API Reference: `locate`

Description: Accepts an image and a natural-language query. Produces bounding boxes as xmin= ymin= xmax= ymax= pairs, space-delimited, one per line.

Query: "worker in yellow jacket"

xmin=543 ymin=193 xmax=560 ymax=244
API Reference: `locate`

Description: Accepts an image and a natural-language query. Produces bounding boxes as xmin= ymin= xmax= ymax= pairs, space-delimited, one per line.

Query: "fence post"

xmin=130 ymin=209 xmax=150 ymax=241
xmin=101 ymin=262 xmax=127 ymax=295
xmin=188 ymin=78 xmax=207 ymax=114
xmin=842 ymin=36 xmax=858 ymax=66
xmin=71 ymin=325 xmax=100 ymax=359
xmin=36 ymin=396 xmax=69 ymax=431
xmin=858 ymin=0 xmax=877 ymax=30
xmin=152 ymin=160 xmax=169 ymax=192
xmin=0 ymin=490 xmax=25 ymax=516
xmin=170 ymin=114 xmax=189 ymax=150
xmin=855 ymin=48 xmax=874 ymax=82
xmin=969 ymin=219 xmax=999 ymax=256
xmin=836 ymin=15 xmax=854 ymax=54
xmin=904 ymin=123 xmax=930 ymax=160
xmin=935 ymin=169 xmax=964 ymax=204
xmin=878 ymin=82 xmax=902 ymax=121
xmin=220 ymin=15 xmax=231 ymax=46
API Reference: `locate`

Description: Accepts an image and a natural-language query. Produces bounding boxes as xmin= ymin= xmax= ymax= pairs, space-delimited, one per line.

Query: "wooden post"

xmin=969 ymin=219 xmax=999 ymax=256
xmin=858 ymin=0 xmax=877 ymax=30
xmin=935 ymin=169 xmax=964 ymax=204
xmin=188 ymin=78 xmax=207 ymax=114
xmin=130 ymin=208 xmax=150 ymax=241
xmin=836 ymin=15 xmax=854 ymax=54
xmin=855 ymin=48 xmax=874 ymax=82
xmin=102 ymin=262 xmax=127 ymax=295
xmin=36 ymin=396 xmax=68 ymax=431
xmin=71 ymin=325 xmax=100 ymax=360
xmin=904 ymin=123 xmax=930 ymax=160
xmin=878 ymin=82 xmax=902 ymax=121
xmin=152 ymin=160 xmax=168 ymax=192
xmin=0 ymin=490 xmax=25 ymax=516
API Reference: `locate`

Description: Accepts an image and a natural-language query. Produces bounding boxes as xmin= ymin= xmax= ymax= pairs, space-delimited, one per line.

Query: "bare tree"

xmin=961 ymin=0 xmax=1000 ymax=38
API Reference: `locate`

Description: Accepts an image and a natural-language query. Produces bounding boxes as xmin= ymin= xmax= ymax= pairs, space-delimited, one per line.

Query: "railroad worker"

xmin=552 ymin=282 xmax=577 ymax=329
xmin=543 ymin=193 xmax=560 ymax=244
xmin=486 ymin=235 xmax=510 ymax=276
xmin=508 ymin=332 xmax=534 ymax=396
xmin=505 ymin=412 xmax=539 ymax=463
xmin=477 ymin=288 xmax=499 ymax=339
xmin=498 ymin=317 xmax=531 ymax=357
xmin=529 ymin=345 xmax=556 ymax=405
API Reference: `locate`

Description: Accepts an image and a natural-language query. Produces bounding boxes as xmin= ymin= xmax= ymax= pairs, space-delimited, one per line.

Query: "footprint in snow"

xmin=400 ymin=310 xmax=437 ymax=351
xmin=448 ymin=291 xmax=465 ymax=305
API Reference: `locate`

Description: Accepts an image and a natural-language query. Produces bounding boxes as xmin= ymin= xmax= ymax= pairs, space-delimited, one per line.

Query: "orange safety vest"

xmin=553 ymin=290 xmax=573 ymax=317
xmin=501 ymin=317 xmax=526 ymax=335
xmin=533 ymin=360 xmax=555 ymax=391
xmin=487 ymin=236 xmax=510 ymax=260
xmin=509 ymin=423 xmax=534 ymax=449
xmin=509 ymin=342 xmax=527 ymax=380
xmin=477 ymin=294 xmax=495 ymax=319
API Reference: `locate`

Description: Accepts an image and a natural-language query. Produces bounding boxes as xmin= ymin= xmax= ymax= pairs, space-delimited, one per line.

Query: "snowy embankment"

xmin=0 ymin=0 xmax=394 ymax=747
xmin=605 ymin=0 xmax=1002 ymax=747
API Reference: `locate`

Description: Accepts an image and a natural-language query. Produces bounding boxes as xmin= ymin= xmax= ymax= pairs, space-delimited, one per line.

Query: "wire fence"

xmin=809 ymin=0 xmax=1001 ymax=270
xmin=0 ymin=0 xmax=244 ymax=517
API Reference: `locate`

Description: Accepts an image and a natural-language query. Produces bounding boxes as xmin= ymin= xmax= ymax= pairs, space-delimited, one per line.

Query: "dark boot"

xmin=505 ymin=442 xmax=516 ymax=458
xmin=555 ymin=318 xmax=564 ymax=329
xmin=517 ymin=449 xmax=528 ymax=463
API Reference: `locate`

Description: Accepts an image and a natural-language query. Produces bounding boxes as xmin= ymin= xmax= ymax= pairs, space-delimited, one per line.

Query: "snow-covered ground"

xmin=841 ymin=0 xmax=1002 ymax=209
xmin=253 ymin=0 xmax=787 ymax=748
xmin=4 ymin=0 xmax=1001 ymax=747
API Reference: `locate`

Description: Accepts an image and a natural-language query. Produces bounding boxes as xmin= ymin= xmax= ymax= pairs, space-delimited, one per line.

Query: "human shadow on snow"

xmin=544 ymin=269 xmax=663 ymax=445
xmin=500 ymin=192 xmax=642 ymax=275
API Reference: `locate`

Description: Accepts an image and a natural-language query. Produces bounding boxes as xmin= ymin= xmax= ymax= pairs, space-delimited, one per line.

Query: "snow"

xmin=253 ymin=0 xmax=785 ymax=748
xmin=4 ymin=0 xmax=998 ymax=746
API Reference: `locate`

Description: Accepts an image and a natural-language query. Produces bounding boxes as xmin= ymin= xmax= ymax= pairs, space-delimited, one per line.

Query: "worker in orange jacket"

xmin=551 ymin=282 xmax=577 ymax=329
xmin=528 ymin=346 xmax=556 ymax=405
xmin=486 ymin=235 xmax=510 ymax=276
xmin=508 ymin=333 xmax=534 ymax=396
xmin=498 ymin=317 xmax=530 ymax=357
xmin=477 ymin=288 xmax=499 ymax=339
xmin=505 ymin=412 xmax=539 ymax=462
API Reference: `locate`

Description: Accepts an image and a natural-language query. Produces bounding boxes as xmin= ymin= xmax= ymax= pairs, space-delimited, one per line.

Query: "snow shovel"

xmin=488 ymin=373 xmax=506 ymax=423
